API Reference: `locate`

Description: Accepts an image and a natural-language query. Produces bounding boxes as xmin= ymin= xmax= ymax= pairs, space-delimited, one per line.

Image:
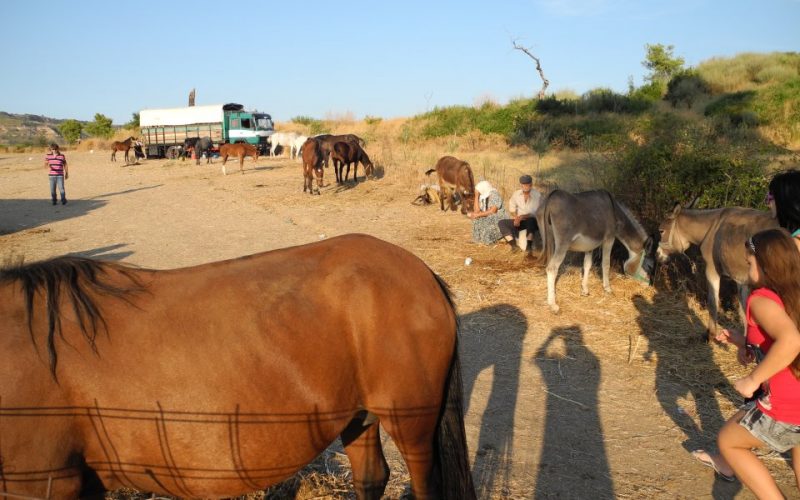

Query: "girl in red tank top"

xmin=715 ymin=229 xmax=800 ymax=497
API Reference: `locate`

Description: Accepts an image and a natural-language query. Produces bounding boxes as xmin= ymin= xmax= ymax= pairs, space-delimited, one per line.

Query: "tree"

xmin=84 ymin=113 xmax=114 ymax=139
xmin=125 ymin=112 xmax=140 ymax=129
xmin=512 ymin=38 xmax=550 ymax=99
xmin=642 ymin=43 xmax=685 ymax=84
xmin=59 ymin=119 xmax=83 ymax=143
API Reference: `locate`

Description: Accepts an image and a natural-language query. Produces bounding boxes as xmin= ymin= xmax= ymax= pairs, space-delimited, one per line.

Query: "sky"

xmin=1 ymin=0 xmax=798 ymax=124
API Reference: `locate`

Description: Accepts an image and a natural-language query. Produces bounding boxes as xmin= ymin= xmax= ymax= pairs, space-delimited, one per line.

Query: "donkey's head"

xmin=625 ymin=234 xmax=659 ymax=285
xmin=657 ymin=202 xmax=691 ymax=261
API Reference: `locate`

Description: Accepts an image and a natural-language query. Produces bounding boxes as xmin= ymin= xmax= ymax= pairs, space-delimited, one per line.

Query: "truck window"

xmin=256 ymin=117 xmax=273 ymax=130
xmin=241 ymin=118 xmax=252 ymax=129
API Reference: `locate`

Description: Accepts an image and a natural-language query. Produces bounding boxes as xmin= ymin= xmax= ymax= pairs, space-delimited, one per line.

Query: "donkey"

xmin=110 ymin=136 xmax=137 ymax=163
xmin=301 ymin=137 xmax=324 ymax=195
xmin=330 ymin=141 xmax=374 ymax=184
xmin=424 ymin=156 xmax=476 ymax=215
xmin=219 ymin=142 xmax=258 ymax=175
xmin=183 ymin=137 xmax=214 ymax=165
xmin=535 ymin=189 xmax=657 ymax=314
xmin=657 ymin=203 xmax=777 ymax=338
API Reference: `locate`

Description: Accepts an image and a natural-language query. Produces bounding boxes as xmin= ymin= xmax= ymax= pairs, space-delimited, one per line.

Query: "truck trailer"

xmin=139 ymin=103 xmax=274 ymax=158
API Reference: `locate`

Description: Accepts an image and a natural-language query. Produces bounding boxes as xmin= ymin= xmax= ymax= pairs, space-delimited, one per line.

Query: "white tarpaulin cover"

xmin=140 ymin=105 xmax=225 ymax=127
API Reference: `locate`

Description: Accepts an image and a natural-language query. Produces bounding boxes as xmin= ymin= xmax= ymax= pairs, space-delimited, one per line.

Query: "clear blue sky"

xmin=2 ymin=0 xmax=798 ymax=124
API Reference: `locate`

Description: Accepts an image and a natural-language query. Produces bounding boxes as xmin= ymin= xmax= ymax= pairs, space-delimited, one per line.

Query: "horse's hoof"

xmin=581 ymin=290 xmax=589 ymax=297
xmin=549 ymin=304 xmax=560 ymax=314
xmin=604 ymin=287 xmax=613 ymax=294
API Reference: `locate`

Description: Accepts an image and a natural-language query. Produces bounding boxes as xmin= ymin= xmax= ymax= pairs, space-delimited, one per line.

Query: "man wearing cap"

xmin=498 ymin=174 xmax=542 ymax=254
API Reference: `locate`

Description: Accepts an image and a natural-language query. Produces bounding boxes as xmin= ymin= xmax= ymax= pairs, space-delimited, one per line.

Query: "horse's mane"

xmin=0 ymin=257 xmax=144 ymax=377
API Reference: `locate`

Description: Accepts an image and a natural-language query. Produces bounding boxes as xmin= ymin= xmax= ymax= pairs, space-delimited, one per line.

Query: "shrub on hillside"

xmin=704 ymin=91 xmax=760 ymax=127
xmin=665 ymin=70 xmax=711 ymax=108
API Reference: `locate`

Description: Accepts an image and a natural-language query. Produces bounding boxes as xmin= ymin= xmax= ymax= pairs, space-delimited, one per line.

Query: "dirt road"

xmin=1 ymin=151 xmax=791 ymax=499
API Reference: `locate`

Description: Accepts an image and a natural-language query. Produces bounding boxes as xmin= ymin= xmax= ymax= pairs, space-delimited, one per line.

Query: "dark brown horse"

xmin=314 ymin=134 xmax=365 ymax=168
xmin=424 ymin=156 xmax=476 ymax=215
xmin=0 ymin=235 xmax=475 ymax=500
xmin=301 ymin=137 xmax=324 ymax=195
xmin=331 ymin=141 xmax=374 ymax=184
xmin=110 ymin=137 xmax=137 ymax=163
xmin=219 ymin=142 xmax=258 ymax=175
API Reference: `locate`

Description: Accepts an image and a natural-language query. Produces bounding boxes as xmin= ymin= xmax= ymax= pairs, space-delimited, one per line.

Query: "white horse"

xmin=291 ymin=135 xmax=309 ymax=160
xmin=269 ymin=132 xmax=300 ymax=157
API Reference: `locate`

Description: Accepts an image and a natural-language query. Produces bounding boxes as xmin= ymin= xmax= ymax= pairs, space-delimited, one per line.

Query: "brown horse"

xmin=424 ymin=156 xmax=476 ymax=215
xmin=301 ymin=137 xmax=324 ymax=195
xmin=0 ymin=235 xmax=475 ymax=500
xmin=331 ymin=141 xmax=374 ymax=184
xmin=315 ymin=134 xmax=365 ymax=168
xmin=219 ymin=142 xmax=259 ymax=175
xmin=110 ymin=137 xmax=137 ymax=163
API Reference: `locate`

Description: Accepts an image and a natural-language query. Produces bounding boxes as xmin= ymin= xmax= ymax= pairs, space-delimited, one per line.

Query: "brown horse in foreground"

xmin=110 ymin=136 xmax=137 ymax=163
xmin=0 ymin=234 xmax=475 ymax=500
xmin=219 ymin=142 xmax=258 ymax=175
xmin=425 ymin=156 xmax=476 ymax=215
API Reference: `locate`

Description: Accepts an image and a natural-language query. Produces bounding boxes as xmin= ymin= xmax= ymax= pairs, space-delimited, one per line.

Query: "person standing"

xmin=498 ymin=174 xmax=542 ymax=254
xmin=44 ymin=143 xmax=68 ymax=205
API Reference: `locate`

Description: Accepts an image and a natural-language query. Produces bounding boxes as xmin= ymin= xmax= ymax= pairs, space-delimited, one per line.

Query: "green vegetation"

xmin=291 ymin=115 xmax=329 ymax=135
xmin=125 ymin=112 xmax=140 ymax=129
xmin=84 ymin=113 xmax=114 ymax=139
xmin=59 ymin=119 xmax=83 ymax=143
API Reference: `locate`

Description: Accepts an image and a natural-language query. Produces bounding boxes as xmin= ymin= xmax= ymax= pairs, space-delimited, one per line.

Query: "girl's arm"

xmin=735 ymin=296 xmax=800 ymax=397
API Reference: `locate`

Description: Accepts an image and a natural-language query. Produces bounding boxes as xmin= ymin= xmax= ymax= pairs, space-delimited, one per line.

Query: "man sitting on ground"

xmin=498 ymin=174 xmax=542 ymax=255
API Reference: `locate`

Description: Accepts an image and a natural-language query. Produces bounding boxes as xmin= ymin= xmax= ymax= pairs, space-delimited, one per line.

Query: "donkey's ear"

xmin=687 ymin=194 xmax=701 ymax=209
xmin=670 ymin=202 xmax=682 ymax=217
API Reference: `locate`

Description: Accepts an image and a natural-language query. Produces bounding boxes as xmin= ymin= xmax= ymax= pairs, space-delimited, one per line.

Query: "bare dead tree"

xmin=188 ymin=88 xmax=196 ymax=107
xmin=512 ymin=39 xmax=549 ymax=99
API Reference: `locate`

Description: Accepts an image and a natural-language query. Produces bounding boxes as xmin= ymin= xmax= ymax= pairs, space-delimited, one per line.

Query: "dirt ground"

xmin=1 ymin=150 xmax=798 ymax=499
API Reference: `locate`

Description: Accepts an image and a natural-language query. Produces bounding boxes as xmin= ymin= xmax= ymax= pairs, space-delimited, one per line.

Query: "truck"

xmin=139 ymin=103 xmax=274 ymax=158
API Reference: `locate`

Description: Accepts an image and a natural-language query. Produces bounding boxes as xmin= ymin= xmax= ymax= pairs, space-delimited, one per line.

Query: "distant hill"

xmin=0 ymin=112 xmax=82 ymax=145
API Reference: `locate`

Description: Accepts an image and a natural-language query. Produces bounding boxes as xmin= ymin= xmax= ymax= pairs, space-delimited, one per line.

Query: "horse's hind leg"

xmin=547 ymin=247 xmax=569 ymax=314
xmin=341 ymin=417 xmax=389 ymax=500
xmin=380 ymin=413 xmax=438 ymax=499
xmin=581 ymin=251 xmax=593 ymax=296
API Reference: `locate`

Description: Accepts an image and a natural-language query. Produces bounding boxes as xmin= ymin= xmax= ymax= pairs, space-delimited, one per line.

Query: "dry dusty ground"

xmin=1 ymin=150 xmax=798 ymax=500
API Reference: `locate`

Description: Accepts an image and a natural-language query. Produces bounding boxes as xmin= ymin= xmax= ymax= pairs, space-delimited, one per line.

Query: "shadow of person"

xmin=633 ymin=292 xmax=742 ymax=498
xmin=533 ymin=325 xmax=613 ymax=499
xmin=459 ymin=304 xmax=527 ymax=498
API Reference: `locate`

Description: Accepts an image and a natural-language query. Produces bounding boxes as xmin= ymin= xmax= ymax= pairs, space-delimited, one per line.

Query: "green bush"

xmin=704 ymin=91 xmax=760 ymax=127
xmin=84 ymin=113 xmax=114 ymax=139
xmin=59 ymin=119 xmax=83 ymax=143
xmin=665 ymin=70 xmax=711 ymax=108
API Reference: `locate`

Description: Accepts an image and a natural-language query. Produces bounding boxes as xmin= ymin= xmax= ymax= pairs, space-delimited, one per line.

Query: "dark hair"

xmin=747 ymin=228 xmax=800 ymax=378
xmin=768 ymin=169 xmax=800 ymax=233
xmin=49 ymin=143 xmax=59 ymax=150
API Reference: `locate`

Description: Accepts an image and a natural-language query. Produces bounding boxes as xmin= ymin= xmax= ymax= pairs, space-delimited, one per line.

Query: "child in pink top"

xmin=714 ymin=229 xmax=800 ymax=497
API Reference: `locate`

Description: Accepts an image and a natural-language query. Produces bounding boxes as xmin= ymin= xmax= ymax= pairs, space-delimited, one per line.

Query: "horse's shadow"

xmin=65 ymin=243 xmax=133 ymax=262
xmin=460 ymin=303 xmax=526 ymax=497
xmin=633 ymin=290 xmax=742 ymax=498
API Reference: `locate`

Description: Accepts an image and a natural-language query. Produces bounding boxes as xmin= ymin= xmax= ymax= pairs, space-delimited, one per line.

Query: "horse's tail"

xmin=533 ymin=191 xmax=555 ymax=267
xmin=431 ymin=273 xmax=476 ymax=500
xmin=424 ymin=168 xmax=436 ymax=176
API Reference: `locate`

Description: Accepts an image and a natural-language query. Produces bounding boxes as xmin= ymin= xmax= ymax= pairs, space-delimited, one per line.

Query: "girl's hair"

xmin=747 ymin=228 xmax=800 ymax=378
xmin=768 ymin=169 xmax=800 ymax=234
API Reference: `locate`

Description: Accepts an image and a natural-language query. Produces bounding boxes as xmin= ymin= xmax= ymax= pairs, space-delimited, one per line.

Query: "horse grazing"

xmin=183 ymin=137 xmax=214 ymax=165
xmin=424 ymin=156 xmax=476 ymax=215
xmin=0 ymin=235 xmax=475 ymax=500
xmin=331 ymin=141 xmax=374 ymax=184
xmin=268 ymin=132 xmax=300 ymax=157
xmin=301 ymin=137 xmax=324 ymax=195
xmin=110 ymin=136 xmax=137 ymax=163
xmin=535 ymin=189 xmax=657 ymax=314
xmin=315 ymin=134 xmax=366 ymax=168
xmin=219 ymin=142 xmax=258 ymax=175
xmin=657 ymin=203 xmax=778 ymax=338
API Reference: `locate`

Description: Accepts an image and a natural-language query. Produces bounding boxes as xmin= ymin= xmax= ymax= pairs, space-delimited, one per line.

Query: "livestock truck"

xmin=139 ymin=103 xmax=274 ymax=158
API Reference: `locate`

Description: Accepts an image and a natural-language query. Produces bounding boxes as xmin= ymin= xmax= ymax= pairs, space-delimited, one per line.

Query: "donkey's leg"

xmin=341 ymin=418 xmax=389 ymax=500
xmin=547 ymin=247 xmax=568 ymax=314
xmin=438 ymin=179 xmax=446 ymax=211
xmin=705 ymin=268 xmax=722 ymax=339
xmin=581 ymin=251 xmax=593 ymax=296
xmin=737 ymin=283 xmax=750 ymax=330
xmin=601 ymin=239 xmax=614 ymax=293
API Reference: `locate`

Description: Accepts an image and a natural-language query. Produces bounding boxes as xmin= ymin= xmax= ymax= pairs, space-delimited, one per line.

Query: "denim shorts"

xmin=739 ymin=405 xmax=800 ymax=453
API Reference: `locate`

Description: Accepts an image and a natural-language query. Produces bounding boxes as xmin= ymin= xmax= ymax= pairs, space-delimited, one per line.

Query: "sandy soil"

xmin=1 ymin=150 xmax=797 ymax=499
